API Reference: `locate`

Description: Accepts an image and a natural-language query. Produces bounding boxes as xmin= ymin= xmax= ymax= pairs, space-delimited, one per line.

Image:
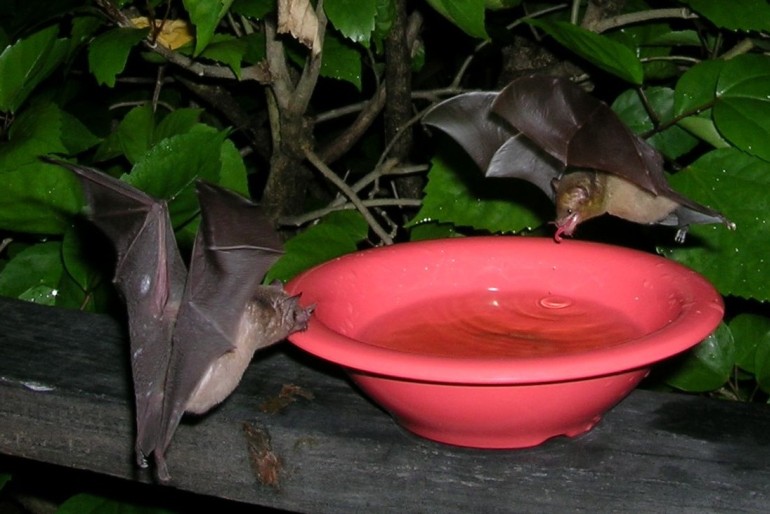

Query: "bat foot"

xmin=154 ymin=453 xmax=172 ymax=483
xmin=675 ymin=227 xmax=688 ymax=243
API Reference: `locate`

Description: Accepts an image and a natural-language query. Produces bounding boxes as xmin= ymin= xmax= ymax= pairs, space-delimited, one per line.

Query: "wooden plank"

xmin=1 ymin=295 xmax=769 ymax=512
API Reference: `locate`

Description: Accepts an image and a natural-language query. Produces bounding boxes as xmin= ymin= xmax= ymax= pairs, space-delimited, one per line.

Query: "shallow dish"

xmin=285 ymin=237 xmax=724 ymax=448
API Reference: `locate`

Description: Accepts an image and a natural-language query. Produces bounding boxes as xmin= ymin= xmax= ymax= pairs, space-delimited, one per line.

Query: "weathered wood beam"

xmin=1 ymin=296 xmax=769 ymax=512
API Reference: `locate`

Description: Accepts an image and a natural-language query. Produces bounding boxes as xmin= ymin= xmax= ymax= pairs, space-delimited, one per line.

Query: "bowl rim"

xmin=286 ymin=237 xmax=724 ymax=385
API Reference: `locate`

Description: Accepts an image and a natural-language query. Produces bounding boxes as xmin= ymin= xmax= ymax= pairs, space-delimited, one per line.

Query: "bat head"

xmin=552 ymin=171 xmax=607 ymax=242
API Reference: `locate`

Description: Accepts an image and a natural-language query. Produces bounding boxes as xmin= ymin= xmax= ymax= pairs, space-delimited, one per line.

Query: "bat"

xmin=423 ymin=75 xmax=735 ymax=242
xmin=43 ymin=157 xmax=312 ymax=482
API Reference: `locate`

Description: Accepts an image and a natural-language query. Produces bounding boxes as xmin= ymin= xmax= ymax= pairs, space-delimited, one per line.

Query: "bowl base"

xmin=351 ymin=368 xmax=649 ymax=449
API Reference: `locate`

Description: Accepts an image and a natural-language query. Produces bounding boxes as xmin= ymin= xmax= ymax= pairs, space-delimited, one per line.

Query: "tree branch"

xmin=303 ymin=148 xmax=394 ymax=245
xmin=589 ymin=8 xmax=697 ymax=33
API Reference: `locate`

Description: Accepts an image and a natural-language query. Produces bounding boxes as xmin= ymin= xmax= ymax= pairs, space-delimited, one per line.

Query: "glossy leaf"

xmin=325 ymin=0 xmax=377 ymax=44
xmin=231 ymin=0 xmax=274 ymax=19
xmin=125 ymin=130 xmax=227 ymax=226
xmin=153 ymin=108 xmax=203 ymax=143
xmin=218 ymin=138 xmax=250 ymax=195
xmin=199 ymin=34 xmax=247 ymax=78
xmin=729 ymin=313 xmax=770 ymax=373
xmin=424 ymin=0 xmax=488 ymax=39
xmin=612 ymin=87 xmax=697 ymax=160
xmin=756 ymin=338 xmax=770 ymax=394
xmin=0 ymin=242 xmax=64 ymax=305
xmin=0 ymin=101 xmax=69 ymax=167
xmin=409 ymin=152 xmax=549 ymax=234
xmin=677 ymin=113 xmax=730 ymax=149
xmin=321 ymin=31 xmax=362 ymax=90
xmin=88 ymin=27 xmax=148 ymax=87
xmin=673 ymin=59 xmax=724 ymax=116
xmin=116 ymin=104 xmax=156 ymax=164
xmin=265 ymin=210 xmax=368 ymax=282
xmin=681 ymin=0 xmax=770 ymax=32
xmin=182 ymin=0 xmax=232 ymax=56
xmin=0 ymin=160 xmax=82 ymax=234
xmin=714 ymin=54 xmax=770 ymax=162
xmin=527 ymin=19 xmax=643 ymax=84
xmin=0 ymin=25 xmax=67 ymax=113
xmin=664 ymin=322 xmax=734 ymax=392
xmin=660 ymin=148 xmax=770 ymax=300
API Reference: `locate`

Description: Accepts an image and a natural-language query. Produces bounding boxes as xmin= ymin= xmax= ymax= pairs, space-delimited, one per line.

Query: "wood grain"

xmin=1 ymin=296 xmax=769 ymax=512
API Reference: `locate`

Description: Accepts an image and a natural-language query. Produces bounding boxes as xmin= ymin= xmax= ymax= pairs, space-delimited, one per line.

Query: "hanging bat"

xmin=43 ymin=157 xmax=312 ymax=482
xmin=423 ymin=75 xmax=735 ymax=242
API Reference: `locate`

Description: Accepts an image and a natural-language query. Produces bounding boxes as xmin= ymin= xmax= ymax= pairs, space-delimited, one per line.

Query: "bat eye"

xmin=566 ymin=208 xmax=573 ymax=214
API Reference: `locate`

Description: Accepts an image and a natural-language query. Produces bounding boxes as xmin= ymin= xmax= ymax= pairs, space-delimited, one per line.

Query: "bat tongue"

xmin=553 ymin=213 xmax=580 ymax=242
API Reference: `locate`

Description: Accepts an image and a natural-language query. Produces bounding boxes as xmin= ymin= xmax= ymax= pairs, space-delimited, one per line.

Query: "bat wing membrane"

xmin=43 ymin=157 xmax=186 ymax=467
xmin=153 ymin=182 xmax=283 ymax=479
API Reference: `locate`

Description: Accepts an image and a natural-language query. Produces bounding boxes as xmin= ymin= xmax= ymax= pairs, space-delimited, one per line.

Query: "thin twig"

xmin=279 ymin=198 xmax=422 ymax=227
xmin=590 ymin=8 xmax=697 ymax=33
xmin=304 ymin=148 xmax=394 ymax=245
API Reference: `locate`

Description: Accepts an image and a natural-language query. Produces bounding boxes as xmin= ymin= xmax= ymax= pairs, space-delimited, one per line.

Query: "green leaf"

xmin=88 ymin=27 xmax=148 ymax=87
xmin=325 ymin=0 xmax=377 ymax=44
xmin=728 ymin=313 xmax=770 ymax=373
xmin=612 ymin=87 xmax=697 ymax=160
xmin=681 ymin=0 xmax=770 ymax=32
xmin=0 ymin=101 xmax=69 ymax=168
xmin=61 ymin=226 xmax=100 ymax=294
xmin=673 ymin=59 xmax=724 ymax=116
xmin=125 ymin=130 xmax=226 ymax=226
xmin=116 ymin=104 xmax=156 ymax=164
xmin=424 ymin=0 xmax=488 ymax=39
xmin=265 ymin=210 xmax=369 ymax=283
xmin=409 ymin=221 xmax=457 ymax=241
xmin=659 ymin=148 xmax=770 ymax=300
xmin=60 ymin=109 xmax=102 ymax=154
xmin=756 ymin=338 xmax=770 ymax=394
xmin=0 ymin=242 xmax=64 ymax=304
xmin=372 ymin=0 xmax=396 ymax=51
xmin=320 ymin=31 xmax=362 ymax=90
xmin=56 ymin=493 xmax=175 ymax=514
xmin=218 ymin=138 xmax=249 ymax=195
xmin=198 ymin=34 xmax=247 ymax=78
xmin=409 ymin=152 xmax=550 ymax=233
xmin=0 ymin=25 xmax=68 ymax=113
xmin=0 ymin=160 xmax=82 ymax=234
xmin=527 ymin=19 xmax=643 ymax=84
xmin=714 ymin=54 xmax=770 ymax=162
xmin=67 ymin=15 xmax=103 ymax=58
xmin=153 ymin=108 xmax=203 ymax=143
xmin=664 ymin=322 xmax=734 ymax=392
xmin=183 ymin=0 xmax=232 ymax=56
xmin=677 ymin=112 xmax=730 ymax=149
xmin=607 ymin=22 xmax=679 ymax=81
xmin=231 ymin=0 xmax=274 ymax=19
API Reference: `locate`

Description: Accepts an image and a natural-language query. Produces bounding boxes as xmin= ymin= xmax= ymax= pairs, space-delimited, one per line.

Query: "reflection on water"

xmin=356 ymin=291 xmax=645 ymax=358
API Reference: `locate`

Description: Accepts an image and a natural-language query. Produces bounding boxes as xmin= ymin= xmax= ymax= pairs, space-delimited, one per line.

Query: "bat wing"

xmin=42 ymin=157 xmax=186 ymax=468
xmin=491 ymin=75 xmax=670 ymax=196
xmin=423 ymin=91 xmax=563 ymax=199
xmin=152 ymin=181 xmax=284 ymax=481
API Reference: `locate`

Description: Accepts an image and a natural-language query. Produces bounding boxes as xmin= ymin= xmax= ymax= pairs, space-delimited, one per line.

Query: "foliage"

xmin=1 ymin=0 xmax=770 ymax=461
xmin=2 ymin=0 xmax=770 ymax=509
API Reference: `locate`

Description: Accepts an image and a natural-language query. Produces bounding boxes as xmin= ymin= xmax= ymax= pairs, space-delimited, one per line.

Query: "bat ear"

xmin=550 ymin=177 xmax=560 ymax=193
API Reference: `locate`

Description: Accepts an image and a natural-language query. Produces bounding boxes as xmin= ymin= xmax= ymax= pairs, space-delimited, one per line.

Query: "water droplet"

xmin=538 ymin=295 xmax=572 ymax=309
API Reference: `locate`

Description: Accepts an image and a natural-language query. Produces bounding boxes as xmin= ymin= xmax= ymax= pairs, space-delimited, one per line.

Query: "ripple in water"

xmin=356 ymin=291 xmax=644 ymax=358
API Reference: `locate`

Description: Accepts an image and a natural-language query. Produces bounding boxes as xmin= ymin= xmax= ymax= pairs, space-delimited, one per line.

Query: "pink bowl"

xmin=285 ymin=237 xmax=724 ymax=448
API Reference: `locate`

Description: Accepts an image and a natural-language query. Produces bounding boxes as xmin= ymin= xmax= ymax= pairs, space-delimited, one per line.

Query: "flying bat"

xmin=44 ymin=157 xmax=312 ymax=482
xmin=423 ymin=75 xmax=735 ymax=242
